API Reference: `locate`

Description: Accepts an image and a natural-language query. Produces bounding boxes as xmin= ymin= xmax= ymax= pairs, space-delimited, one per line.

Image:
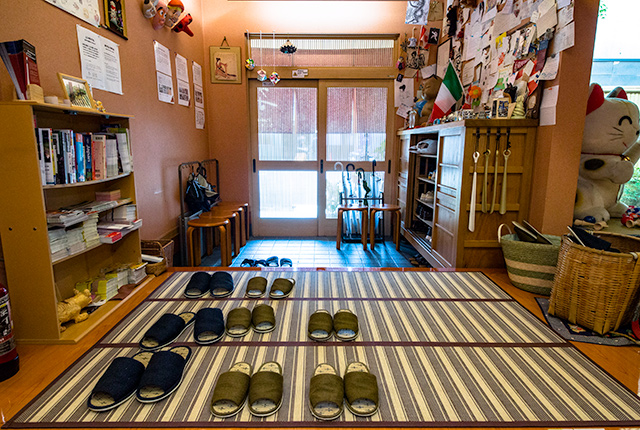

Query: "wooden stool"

xmin=336 ymin=205 xmax=368 ymax=250
xmin=369 ymin=204 xmax=402 ymax=251
xmin=187 ymin=218 xmax=231 ymax=267
xmin=216 ymin=201 xmax=249 ymax=246
xmin=201 ymin=209 xmax=240 ymax=258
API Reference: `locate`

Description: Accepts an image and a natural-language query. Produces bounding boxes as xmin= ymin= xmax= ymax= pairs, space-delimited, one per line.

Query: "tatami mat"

xmin=6 ymin=270 xmax=640 ymax=428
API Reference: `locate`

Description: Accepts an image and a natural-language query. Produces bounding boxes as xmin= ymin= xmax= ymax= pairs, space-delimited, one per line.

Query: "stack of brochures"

xmin=112 ymin=204 xmax=137 ymax=223
xmin=128 ymin=262 xmax=148 ymax=284
xmin=66 ymin=225 xmax=86 ymax=255
xmin=82 ymin=214 xmax=100 ymax=248
xmin=48 ymin=228 xmax=68 ymax=260
xmin=95 ymin=273 xmax=119 ymax=301
xmin=46 ymin=210 xmax=88 ymax=227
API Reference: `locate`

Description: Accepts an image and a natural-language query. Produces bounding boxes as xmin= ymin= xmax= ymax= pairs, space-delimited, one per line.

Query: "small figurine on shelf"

xmin=57 ymin=289 xmax=93 ymax=332
xmin=511 ymin=95 xmax=526 ymax=118
xmin=172 ymin=13 xmax=193 ymax=36
xmin=621 ymin=206 xmax=640 ymax=228
xmin=95 ymin=100 xmax=106 ymax=112
xmin=141 ymin=0 xmax=158 ymax=18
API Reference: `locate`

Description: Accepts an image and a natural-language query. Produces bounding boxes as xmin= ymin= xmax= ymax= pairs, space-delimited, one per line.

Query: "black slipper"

xmin=194 ymin=308 xmax=225 ymax=344
xmin=209 ymin=271 xmax=234 ymax=298
xmin=184 ymin=272 xmax=211 ymax=298
xmin=87 ymin=351 xmax=153 ymax=412
xmin=140 ymin=312 xmax=196 ymax=351
xmin=279 ymin=258 xmax=292 ymax=267
xmin=240 ymin=259 xmax=256 ymax=267
xmin=266 ymin=256 xmax=279 ymax=267
xmin=255 ymin=260 xmax=268 ymax=267
xmin=136 ymin=346 xmax=192 ymax=403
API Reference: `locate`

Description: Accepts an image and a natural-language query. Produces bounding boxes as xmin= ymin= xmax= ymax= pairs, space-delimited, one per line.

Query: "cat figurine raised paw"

xmin=574 ymin=84 xmax=640 ymax=222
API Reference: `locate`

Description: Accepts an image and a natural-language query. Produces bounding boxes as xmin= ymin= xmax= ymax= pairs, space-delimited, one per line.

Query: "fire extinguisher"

xmin=0 ymin=282 xmax=19 ymax=382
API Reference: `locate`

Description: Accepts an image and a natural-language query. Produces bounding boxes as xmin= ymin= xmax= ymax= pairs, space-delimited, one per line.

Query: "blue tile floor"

xmin=200 ymin=236 xmax=420 ymax=268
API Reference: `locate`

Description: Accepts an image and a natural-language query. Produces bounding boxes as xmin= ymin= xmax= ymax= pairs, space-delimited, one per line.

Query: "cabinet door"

xmin=432 ymin=128 xmax=464 ymax=267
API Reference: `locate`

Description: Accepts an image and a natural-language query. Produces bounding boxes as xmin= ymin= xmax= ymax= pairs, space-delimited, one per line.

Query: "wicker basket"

xmin=548 ymin=232 xmax=640 ymax=335
xmin=141 ymin=240 xmax=167 ymax=276
xmin=498 ymin=224 xmax=561 ymax=295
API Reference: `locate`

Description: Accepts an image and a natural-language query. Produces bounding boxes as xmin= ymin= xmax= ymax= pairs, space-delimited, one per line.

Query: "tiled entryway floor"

xmin=200 ymin=236 xmax=417 ymax=268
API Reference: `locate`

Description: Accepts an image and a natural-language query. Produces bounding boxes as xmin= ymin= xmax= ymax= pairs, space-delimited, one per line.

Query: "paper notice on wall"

xmin=551 ymin=21 xmax=575 ymax=54
xmin=557 ymin=2 xmax=574 ymax=28
xmin=539 ymin=53 xmax=559 ymax=80
xmin=194 ymin=84 xmax=204 ymax=108
xmin=156 ymin=71 xmax=174 ymax=104
xmin=177 ymin=79 xmax=190 ymax=106
xmin=153 ymin=41 xmax=172 ymax=76
xmin=77 ymin=25 xmax=123 ymax=95
xmin=45 ymin=0 xmax=100 ymax=27
xmin=175 ymin=53 xmax=189 ymax=83
xmin=539 ymin=84 xmax=559 ymax=126
xmin=395 ymin=78 xmax=414 ymax=108
xmin=396 ymin=103 xmax=412 ymax=119
xmin=421 ymin=64 xmax=437 ymax=79
xmin=195 ymin=107 xmax=205 ymax=129
xmin=462 ymin=61 xmax=475 ymax=86
xmin=192 ymin=61 xmax=203 ymax=87
xmin=557 ymin=0 xmax=571 ymax=7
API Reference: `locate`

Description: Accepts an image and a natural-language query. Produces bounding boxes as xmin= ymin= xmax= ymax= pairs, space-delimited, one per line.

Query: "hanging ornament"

xmin=270 ymin=31 xmax=279 ymax=85
xmin=256 ymin=31 xmax=267 ymax=81
xmin=279 ymin=39 xmax=297 ymax=54
xmin=245 ymin=30 xmax=255 ymax=70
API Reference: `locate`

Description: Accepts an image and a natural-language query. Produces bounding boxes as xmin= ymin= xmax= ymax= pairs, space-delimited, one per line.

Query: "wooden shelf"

xmin=415 ymin=214 xmax=433 ymax=227
xmin=0 ymin=100 xmax=133 ymax=119
xmin=416 ymin=198 xmax=434 ymax=209
xmin=56 ymin=275 xmax=152 ymax=344
xmin=43 ymin=173 xmax=132 ymax=189
xmin=418 ymin=177 xmax=436 ymax=185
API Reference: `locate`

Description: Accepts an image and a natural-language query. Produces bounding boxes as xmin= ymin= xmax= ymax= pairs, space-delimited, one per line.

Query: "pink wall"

xmin=0 ymin=0 xmax=209 ymax=240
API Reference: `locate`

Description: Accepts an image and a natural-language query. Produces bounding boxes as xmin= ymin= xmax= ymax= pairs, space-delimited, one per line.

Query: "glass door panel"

xmin=250 ymin=80 xmax=320 ymax=236
xmin=319 ymin=81 xmax=394 ymax=236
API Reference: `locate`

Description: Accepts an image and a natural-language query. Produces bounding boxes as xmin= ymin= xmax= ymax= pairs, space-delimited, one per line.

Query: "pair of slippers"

xmin=308 ymin=309 xmax=359 ymax=341
xmin=184 ymin=271 xmax=234 ymax=298
xmin=245 ymin=277 xmax=295 ymax=299
xmin=309 ymin=362 xmax=378 ymax=420
xmin=241 ymin=257 xmax=293 ymax=267
xmin=88 ymin=346 xmax=191 ymax=411
xmin=211 ymin=361 xmax=284 ymax=418
xmin=226 ymin=304 xmax=276 ymax=337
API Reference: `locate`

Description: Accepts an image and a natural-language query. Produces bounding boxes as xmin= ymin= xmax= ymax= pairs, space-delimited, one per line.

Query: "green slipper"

xmin=225 ymin=307 xmax=251 ymax=338
xmin=269 ymin=278 xmax=295 ymax=299
xmin=252 ymin=304 xmax=276 ymax=333
xmin=246 ymin=276 xmax=267 ymax=298
xmin=248 ymin=362 xmax=283 ymax=417
xmin=309 ymin=363 xmax=344 ymax=421
xmin=333 ymin=309 xmax=358 ymax=341
xmin=308 ymin=310 xmax=333 ymax=341
xmin=344 ymin=362 xmax=378 ymax=417
xmin=210 ymin=362 xmax=252 ymax=418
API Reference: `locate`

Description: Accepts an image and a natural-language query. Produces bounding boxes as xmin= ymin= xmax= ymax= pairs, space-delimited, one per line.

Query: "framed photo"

xmin=427 ymin=28 xmax=441 ymax=45
xmin=104 ymin=0 xmax=128 ymax=40
xmin=492 ymin=97 xmax=510 ymax=119
xmin=210 ymin=46 xmax=241 ymax=84
xmin=58 ymin=73 xmax=96 ymax=109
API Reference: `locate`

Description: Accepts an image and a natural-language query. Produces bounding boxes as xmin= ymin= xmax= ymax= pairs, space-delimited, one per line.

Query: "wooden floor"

xmin=1 ymin=267 xmax=639 ymax=430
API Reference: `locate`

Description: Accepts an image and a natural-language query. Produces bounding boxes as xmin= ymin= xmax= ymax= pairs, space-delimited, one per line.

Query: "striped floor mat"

xmin=6 ymin=271 xmax=640 ymax=428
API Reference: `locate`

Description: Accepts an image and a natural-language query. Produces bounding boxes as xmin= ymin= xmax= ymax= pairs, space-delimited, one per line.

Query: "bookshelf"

xmin=0 ymin=101 xmax=145 ymax=344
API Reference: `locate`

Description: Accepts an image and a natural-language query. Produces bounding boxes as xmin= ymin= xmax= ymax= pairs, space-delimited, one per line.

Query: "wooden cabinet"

xmin=0 ymin=101 xmax=145 ymax=344
xmin=398 ymin=119 xmax=537 ymax=268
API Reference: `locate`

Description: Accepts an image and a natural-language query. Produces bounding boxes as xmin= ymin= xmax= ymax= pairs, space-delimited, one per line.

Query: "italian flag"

xmin=429 ymin=61 xmax=464 ymax=123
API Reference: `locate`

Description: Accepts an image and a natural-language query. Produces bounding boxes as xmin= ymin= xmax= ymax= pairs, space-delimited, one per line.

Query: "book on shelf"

xmin=54 ymin=129 xmax=76 ymax=184
xmin=91 ymin=133 xmax=106 ymax=180
xmin=46 ymin=209 xmax=89 ymax=227
xmin=99 ymin=231 xmax=122 ymax=244
xmin=83 ymin=133 xmax=93 ymax=181
xmin=36 ymin=128 xmax=55 ymax=185
xmin=129 ymin=262 xmax=148 ymax=284
xmin=0 ymin=39 xmax=40 ymax=100
xmin=105 ymin=134 xmax=119 ymax=178
xmin=74 ymin=133 xmax=86 ymax=182
xmin=50 ymin=132 xmax=65 ymax=185
xmin=103 ymin=127 xmax=133 ymax=174
xmin=95 ymin=190 xmax=121 ymax=201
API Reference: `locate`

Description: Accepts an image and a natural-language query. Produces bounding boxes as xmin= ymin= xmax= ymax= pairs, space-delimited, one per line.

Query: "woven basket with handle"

xmin=141 ymin=240 xmax=167 ymax=276
xmin=548 ymin=232 xmax=640 ymax=335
